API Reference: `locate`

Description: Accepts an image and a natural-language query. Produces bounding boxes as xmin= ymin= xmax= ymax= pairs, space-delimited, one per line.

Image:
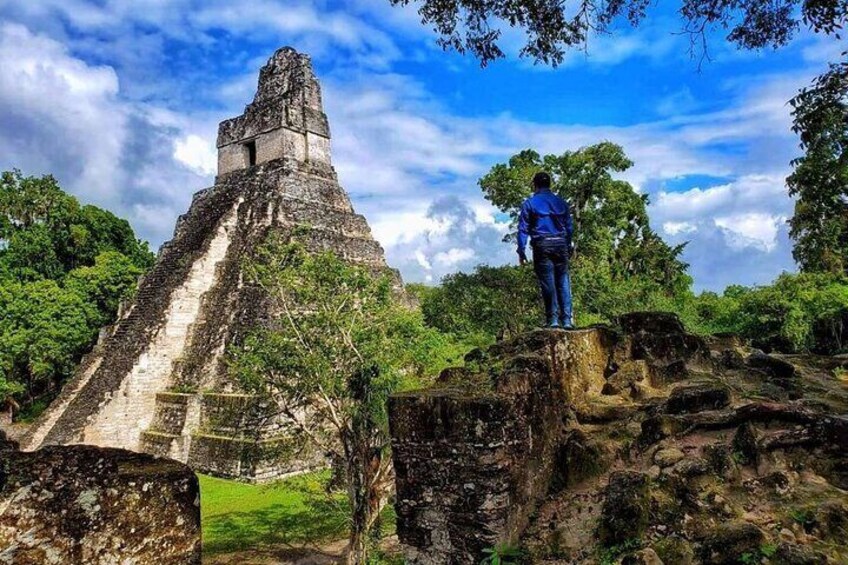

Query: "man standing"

xmin=517 ymin=171 xmax=575 ymax=329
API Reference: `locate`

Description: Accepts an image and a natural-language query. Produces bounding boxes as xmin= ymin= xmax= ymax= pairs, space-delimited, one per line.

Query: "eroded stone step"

xmin=272 ymin=198 xmax=372 ymax=238
xmin=187 ymin=433 xmax=325 ymax=483
xmin=146 ymin=392 xmax=192 ymax=435
xmin=139 ymin=430 xmax=180 ymax=458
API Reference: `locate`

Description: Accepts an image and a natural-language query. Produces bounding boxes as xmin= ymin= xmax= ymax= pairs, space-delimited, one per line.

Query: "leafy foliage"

xmin=0 ymin=170 xmax=153 ymax=412
xmin=691 ymin=272 xmax=848 ymax=353
xmin=419 ymin=265 xmax=847 ymax=354
xmin=788 ymin=59 xmax=848 ymax=275
xmin=0 ymin=170 xmax=153 ymax=278
xmin=229 ymin=233 xmax=456 ymax=564
xmin=481 ymin=543 xmax=524 ymax=565
xmin=479 ymin=143 xmax=690 ymax=295
xmin=415 ymin=265 xmax=540 ymax=341
xmin=389 ymin=0 xmax=847 ymax=67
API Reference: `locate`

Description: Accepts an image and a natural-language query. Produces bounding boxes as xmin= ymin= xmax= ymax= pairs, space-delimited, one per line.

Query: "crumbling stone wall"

xmin=390 ymin=328 xmax=613 ymax=563
xmin=0 ymin=440 xmax=200 ymax=564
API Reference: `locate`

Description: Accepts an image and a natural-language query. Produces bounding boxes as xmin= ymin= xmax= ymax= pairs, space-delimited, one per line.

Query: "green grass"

xmin=199 ymin=471 xmax=349 ymax=555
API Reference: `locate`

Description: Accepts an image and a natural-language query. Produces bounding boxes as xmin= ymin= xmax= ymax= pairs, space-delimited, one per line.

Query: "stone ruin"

xmin=389 ymin=313 xmax=848 ymax=564
xmin=1 ymin=430 xmax=201 ymax=564
xmin=19 ymin=47 xmax=398 ymax=482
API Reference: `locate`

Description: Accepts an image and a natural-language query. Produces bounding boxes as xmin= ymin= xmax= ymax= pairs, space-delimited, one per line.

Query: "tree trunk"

xmin=345 ymin=441 xmax=373 ymax=565
xmin=343 ymin=366 xmax=389 ymax=565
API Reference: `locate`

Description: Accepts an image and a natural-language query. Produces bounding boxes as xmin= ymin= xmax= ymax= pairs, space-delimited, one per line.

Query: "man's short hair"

xmin=533 ymin=171 xmax=551 ymax=188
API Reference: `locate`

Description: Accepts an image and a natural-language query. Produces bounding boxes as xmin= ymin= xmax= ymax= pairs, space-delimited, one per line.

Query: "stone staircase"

xmin=139 ymin=392 xmax=193 ymax=459
xmin=140 ymin=392 xmax=324 ymax=482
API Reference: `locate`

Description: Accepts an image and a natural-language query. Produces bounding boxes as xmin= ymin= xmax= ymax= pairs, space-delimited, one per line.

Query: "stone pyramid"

xmin=21 ymin=47 xmax=398 ymax=481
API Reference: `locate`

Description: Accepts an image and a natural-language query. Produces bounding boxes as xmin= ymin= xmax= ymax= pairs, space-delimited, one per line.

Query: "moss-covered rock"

xmin=0 ymin=444 xmax=200 ymax=564
xmin=698 ymin=521 xmax=765 ymax=565
xmin=598 ymin=471 xmax=651 ymax=546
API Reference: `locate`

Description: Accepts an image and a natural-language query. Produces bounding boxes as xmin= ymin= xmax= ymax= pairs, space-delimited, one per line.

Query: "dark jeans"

xmin=532 ymin=242 xmax=573 ymax=327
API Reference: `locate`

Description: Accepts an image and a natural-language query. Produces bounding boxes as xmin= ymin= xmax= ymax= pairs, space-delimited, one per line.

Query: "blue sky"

xmin=0 ymin=0 xmax=843 ymax=291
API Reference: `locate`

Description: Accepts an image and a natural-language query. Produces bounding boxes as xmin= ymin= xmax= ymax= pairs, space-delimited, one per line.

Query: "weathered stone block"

xmin=698 ymin=522 xmax=765 ymax=565
xmin=603 ymin=359 xmax=649 ymax=395
xmin=0 ymin=445 xmax=200 ymax=564
xmin=665 ymin=383 xmax=731 ymax=414
xmin=618 ymin=312 xmax=686 ymax=334
xmin=390 ymin=341 xmax=571 ymax=563
xmin=598 ymin=471 xmax=651 ymax=546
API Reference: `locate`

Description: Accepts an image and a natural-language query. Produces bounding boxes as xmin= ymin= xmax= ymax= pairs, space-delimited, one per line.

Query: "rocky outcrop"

xmin=19 ymin=47 xmax=400 ymax=481
xmin=390 ymin=328 xmax=616 ymax=563
xmin=389 ymin=313 xmax=848 ymax=564
xmin=0 ymin=442 xmax=200 ymax=564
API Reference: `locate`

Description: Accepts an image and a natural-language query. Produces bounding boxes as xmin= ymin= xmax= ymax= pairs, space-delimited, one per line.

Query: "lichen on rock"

xmin=0 ymin=443 xmax=200 ymax=564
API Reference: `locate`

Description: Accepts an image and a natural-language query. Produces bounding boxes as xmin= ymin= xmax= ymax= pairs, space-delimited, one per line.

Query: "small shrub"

xmin=597 ymin=538 xmax=642 ymax=565
xmin=789 ymin=508 xmax=816 ymax=531
xmin=481 ymin=543 xmax=524 ymax=565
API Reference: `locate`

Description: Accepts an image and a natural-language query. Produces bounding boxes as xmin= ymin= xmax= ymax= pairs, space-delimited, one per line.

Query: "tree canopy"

xmin=389 ymin=0 xmax=847 ymax=67
xmin=479 ymin=142 xmax=690 ymax=294
xmin=0 ymin=171 xmax=154 ymax=414
xmin=788 ymin=60 xmax=848 ymax=275
xmin=230 ymin=233 xmax=458 ymax=563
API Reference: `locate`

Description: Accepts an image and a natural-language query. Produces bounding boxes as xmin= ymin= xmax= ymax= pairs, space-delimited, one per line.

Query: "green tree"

xmin=0 ymin=170 xmax=154 ymax=414
xmin=388 ymin=0 xmax=846 ymax=67
xmin=65 ymin=252 xmax=146 ymax=327
xmin=0 ymin=279 xmax=99 ymax=402
xmin=689 ymin=273 xmax=848 ymax=353
xmin=788 ymin=61 xmax=848 ymax=275
xmin=0 ymin=170 xmax=153 ymax=278
xmin=418 ymin=264 xmax=541 ymax=341
xmin=479 ymin=143 xmax=690 ymax=294
xmin=229 ymin=234 xmax=455 ymax=564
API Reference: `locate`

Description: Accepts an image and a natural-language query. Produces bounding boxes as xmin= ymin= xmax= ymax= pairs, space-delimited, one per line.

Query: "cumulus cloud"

xmin=173 ymin=134 xmax=217 ymax=176
xmin=381 ymin=197 xmax=514 ymax=283
xmin=650 ymin=174 xmax=795 ymax=289
xmin=0 ymin=22 xmax=124 ymax=201
xmin=0 ymin=22 xmax=211 ymax=246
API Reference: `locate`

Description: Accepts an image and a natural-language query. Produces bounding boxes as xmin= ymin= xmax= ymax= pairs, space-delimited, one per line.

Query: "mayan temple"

xmin=20 ymin=47 xmax=397 ymax=481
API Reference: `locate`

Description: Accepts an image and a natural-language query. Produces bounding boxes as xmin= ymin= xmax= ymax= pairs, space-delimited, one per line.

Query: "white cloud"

xmin=663 ymin=221 xmax=697 ymax=236
xmin=0 ymin=22 xmax=126 ymax=202
xmin=0 ymin=22 xmax=211 ymax=247
xmin=800 ymin=33 xmax=847 ymax=65
xmin=714 ymin=213 xmax=785 ymax=252
xmin=173 ymin=134 xmax=217 ymax=176
xmin=434 ymin=247 xmax=475 ymax=266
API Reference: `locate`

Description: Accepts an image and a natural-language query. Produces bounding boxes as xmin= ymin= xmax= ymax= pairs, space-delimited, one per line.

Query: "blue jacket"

xmin=517 ymin=189 xmax=574 ymax=260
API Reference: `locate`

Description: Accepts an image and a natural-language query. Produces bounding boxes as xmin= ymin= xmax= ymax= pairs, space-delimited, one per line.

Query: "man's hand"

xmin=519 ymin=255 xmax=527 ymax=266
xmin=568 ymin=243 xmax=576 ymax=260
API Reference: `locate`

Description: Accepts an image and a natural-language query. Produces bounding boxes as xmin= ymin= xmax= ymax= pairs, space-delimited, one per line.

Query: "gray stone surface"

xmin=19 ymin=47 xmax=399 ymax=482
xmin=0 ymin=444 xmax=200 ymax=564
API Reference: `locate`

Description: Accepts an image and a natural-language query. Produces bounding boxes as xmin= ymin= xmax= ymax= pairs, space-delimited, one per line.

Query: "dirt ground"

xmin=203 ymin=539 xmax=348 ymax=565
xmin=204 ymin=536 xmax=401 ymax=565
